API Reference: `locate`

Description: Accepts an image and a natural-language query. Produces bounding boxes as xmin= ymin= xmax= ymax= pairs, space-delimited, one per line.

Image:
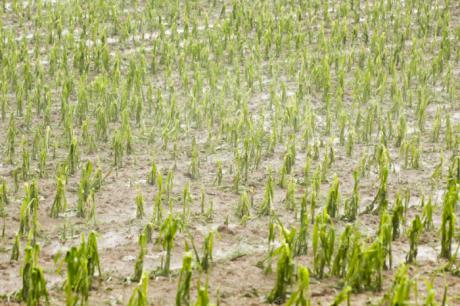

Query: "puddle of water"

xmin=99 ymin=231 xmax=130 ymax=249
xmin=49 ymin=240 xmax=68 ymax=255
xmin=417 ymin=245 xmax=438 ymax=262
xmin=122 ymin=255 xmax=136 ymax=262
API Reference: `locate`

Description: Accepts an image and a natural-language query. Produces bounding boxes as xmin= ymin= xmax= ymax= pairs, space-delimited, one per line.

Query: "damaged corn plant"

xmin=0 ymin=0 xmax=459 ymax=304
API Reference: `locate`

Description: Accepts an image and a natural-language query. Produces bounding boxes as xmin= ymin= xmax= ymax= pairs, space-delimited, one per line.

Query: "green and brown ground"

xmin=0 ymin=0 xmax=459 ymax=305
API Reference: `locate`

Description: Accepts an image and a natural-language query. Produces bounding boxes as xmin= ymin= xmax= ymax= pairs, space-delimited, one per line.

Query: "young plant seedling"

xmin=266 ymin=242 xmax=294 ymax=304
xmin=20 ymin=244 xmax=49 ymax=306
xmin=127 ymin=273 xmax=149 ymax=306
xmin=158 ymin=215 xmax=179 ymax=276
xmin=259 ymin=170 xmax=274 ymax=216
xmin=132 ymin=232 xmax=147 ymax=283
xmin=286 ymin=265 xmax=311 ymax=306
xmin=176 ymin=251 xmax=193 ymax=306
xmin=50 ymin=176 xmax=67 ymax=218
xmin=313 ymin=210 xmax=335 ymax=278
xmin=135 ymin=190 xmax=145 ymax=219
xmin=191 ymin=231 xmax=214 ymax=273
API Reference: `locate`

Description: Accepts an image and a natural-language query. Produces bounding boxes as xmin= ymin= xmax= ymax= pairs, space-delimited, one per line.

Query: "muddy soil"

xmin=0 ymin=0 xmax=460 ymax=305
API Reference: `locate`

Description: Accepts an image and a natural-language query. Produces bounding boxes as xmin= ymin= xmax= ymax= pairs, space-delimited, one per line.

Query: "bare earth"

xmin=0 ymin=0 xmax=460 ymax=305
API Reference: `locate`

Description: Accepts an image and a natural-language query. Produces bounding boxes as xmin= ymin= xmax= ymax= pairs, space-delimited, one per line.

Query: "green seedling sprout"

xmin=294 ymin=194 xmax=308 ymax=256
xmin=326 ymin=175 xmax=340 ymax=218
xmin=19 ymin=196 xmax=32 ymax=237
xmin=50 ymin=176 xmax=67 ymax=218
xmin=332 ymin=225 xmax=353 ymax=277
xmin=284 ymin=178 xmax=296 ymax=211
xmin=312 ymin=210 xmax=335 ymax=278
xmin=153 ymin=192 xmax=163 ymax=227
xmin=64 ymin=231 xmax=102 ymax=304
xmin=190 ymin=136 xmax=200 ymax=179
xmin=282 ymin=148 xmax=295 ymax=175
xmin=331 ymin=286 xmax=351 ymax=306
xmin=200 ymin=187 xmax=206 ymax=215
xmin=20 ymin=244 xmax=49 ymax=306
xmin=6 ymin=114 xmax=16 ymax=164
xmin=391 ymin=193 xmax=405 ymax=240
xmin=286 ymin=265 xmax=311 ymax=306
xmin=383 ymin=265 xmax=413 ymax=305
xmin=445 ymin=116 xmax=453 ymax=150
xmin=127 ymin=273 xmax=149 ymax=306
xmin=345 ymin=236 xmax=384 ymax=292
xmin=182 ymin=182 xmax=192 ymax=225
xmin=21 ymin=136 xmax=30 ymax=181
xmin=310 ymin=190 xmax=317 ymax=225
xmin=132 ymin=232 xmax=147 ymax=282
xmin=266 ymin=242 xmax=294 ymax=304
xmin=0 ymin=185 xmax=6 ymax=231
xmin=11 ymin=233 xmax=20 ymax=261
xmin=236 ymin=190 xmax=251 ymax=223
xmin=158 ymin=214 xmax=179 ymax=275
xmin=176 ymin=251 xmax=193 ymax=306
xmin=67 ymin=137 xmax=80 ymax=175
xmin=440 ymin=185 xmax=456 ymax=259
xmin=147 ymin=161 xmax=157 ymax=186
xmin=92 ymin=166 xmax=104 ymax=192
xmin=191 ymin=231 xmax=214 ymax=272
xmin=320 ymin=154 xmax=330 ymax=183
xmin=77 ymin=162 xmax=94 ymax=218
xmin=38 ymin=145 xmax=47 ymax=178
xmin=346 ymin=129 xmax=354 ymax=158
xmin=112 ymin=131 xmax=124 ymax=168
xmin=135 ymin=190 xmax=145 ymax=219
xmin=143 ymin=223 xmax=155 ymax=244
xmin=278 ymin=165 xmax=287 ymax=189
xmin=432 ymin=108 xmax=441 ymax=142
xmin=424 ymin=279 xmax=437 ymax=305
xmin=96 ymin=106 xmax=108 ymax=141
xmin=378 ymin=211 xmax=393 ymax=269
xmin=311 ymin=167 xmax=321 ymax=196
xmin=431 ymin=155 xmax=444 ymax=184
xmin=194 ymin=278 xmax=210 ymax=306
xmin=344 ymin=169 xmax=360 ymax=221
xmin=259 ymin=170 xmax=274 ymax=216
xmin=367 ymin=145 xmax=389 ymax=213
xmin=166 ymin=169 xmax=174 ymax=201
xmin=232 ymin=168 xmax=241 ymax=193
xmin=303 ymin=157 xmax=311 ymax=187
xmin=19 ymin=182 xmax=39 ymax=238
xmin=0 ymin=179 xmax=9 ymax=206
xmin=422 ymin=196 xmax=434 ymax=231
xmin=215 ymin=161 xmax=223 ymax=186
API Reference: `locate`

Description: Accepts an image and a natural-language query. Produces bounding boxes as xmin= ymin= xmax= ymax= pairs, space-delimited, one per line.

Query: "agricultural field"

xmin=0 ymin=0 xmax=459 ymax=305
